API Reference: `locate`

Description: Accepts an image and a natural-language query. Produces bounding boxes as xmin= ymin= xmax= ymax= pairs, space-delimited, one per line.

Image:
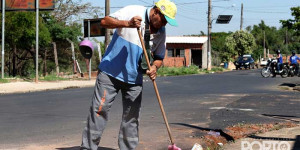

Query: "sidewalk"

xmin=0 ymin=80 xmax=96 ymax=94
xmin=223 ymin=125 xmax=300 ymax=150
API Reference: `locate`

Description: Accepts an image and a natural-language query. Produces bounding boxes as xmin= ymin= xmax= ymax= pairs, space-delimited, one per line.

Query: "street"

xmin=0 ymin=69 xmax=299 ymax=150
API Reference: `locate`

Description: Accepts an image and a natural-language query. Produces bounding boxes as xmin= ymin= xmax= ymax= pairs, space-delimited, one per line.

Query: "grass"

xmin=157 ymin=65 xmax=226 ymax=77
xmin=0 ymin=74 xmax=71 ymax=83
xmin=39 ymin=75 xmax=70 ymax=81
xmin=157 ymin=65 xmax=200 ymax=76
xmin=0 ymin=78 xmax=9 ymax=83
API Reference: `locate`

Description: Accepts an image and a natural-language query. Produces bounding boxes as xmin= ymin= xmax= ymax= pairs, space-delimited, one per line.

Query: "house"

xmin=163 ymin=36 xmax=208 ymax=68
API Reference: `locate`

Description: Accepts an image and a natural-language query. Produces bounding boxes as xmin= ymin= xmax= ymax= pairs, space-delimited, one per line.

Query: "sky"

xmin=85 ymin=0 xmax=299 ymax=36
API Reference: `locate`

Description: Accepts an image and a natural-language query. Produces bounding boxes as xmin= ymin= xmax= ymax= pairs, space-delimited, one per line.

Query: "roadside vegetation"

xmin=39 ymin=75 xmax=70 ymax=81
xmin=157 ymin=65 xmax=226 ymax=76
xmin=0 ymin=78 xmax=9 ymax=83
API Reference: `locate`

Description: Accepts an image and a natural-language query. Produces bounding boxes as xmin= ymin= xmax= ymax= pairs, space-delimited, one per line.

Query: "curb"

xmin=0 ymin=80 xmax=96 ymax=95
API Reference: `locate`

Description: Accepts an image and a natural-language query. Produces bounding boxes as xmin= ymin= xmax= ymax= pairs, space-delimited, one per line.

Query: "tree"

xmin=42 ymin=12 xmax=82 ymax=74
xmin=3 ymin=12 xmax=51 ymax=76
xmin=0 ymin=0 xmax=103 ymax=78
xmin=280 ymin=6 xmax=300 ymax=36
xmin=280 ymin=6 xmax=300 ymax=54
xmin=53 ymin=0 xmax=103 ymax=23
xmin=211 ymin=32 xmax=231 ymax=65
xmin=249 ymin=21 xmax=285 ymax=59
xmin=222 ymin=30 xmax=256 ymax=62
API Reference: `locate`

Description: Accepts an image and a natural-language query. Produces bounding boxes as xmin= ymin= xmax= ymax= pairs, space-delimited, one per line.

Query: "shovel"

xmin=137 ymin=28 xmax=181 ymax=150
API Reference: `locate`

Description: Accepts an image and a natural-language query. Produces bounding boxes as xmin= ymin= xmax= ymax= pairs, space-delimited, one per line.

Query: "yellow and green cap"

xmin=155 ymin=0 xmax=178 ymax=26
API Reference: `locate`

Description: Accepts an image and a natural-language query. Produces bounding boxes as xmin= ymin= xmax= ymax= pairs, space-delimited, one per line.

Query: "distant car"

xmin=234 ymin=55 xmax=255 ymax=70
xmin=260 ymin=58 xmax=269 ymax=66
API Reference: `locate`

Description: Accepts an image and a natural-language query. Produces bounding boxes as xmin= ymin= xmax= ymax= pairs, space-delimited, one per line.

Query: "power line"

xmin=138 ymin=0 xmax=153 ymax=5
xmin=177 ymin=13 xmax=205 ymax=22
xmin=176 ymin=0 xmax=230 ymax=5
xmin=246 ymin=5 xmax=298 ymax=8
xmin=244 ymin=9 xmax=289 ymax=14
xmin=110 ymin=0 xmax=231 ymax=8
xmin=213 ymin=5 xmax=290 ymax=14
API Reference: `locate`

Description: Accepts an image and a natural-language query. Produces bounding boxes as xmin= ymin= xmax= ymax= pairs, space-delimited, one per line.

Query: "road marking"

xmin=209 ymin=107 xmax=254 ymax=112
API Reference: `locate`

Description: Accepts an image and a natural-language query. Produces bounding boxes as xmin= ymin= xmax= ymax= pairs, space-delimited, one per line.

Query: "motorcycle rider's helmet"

xmin=276 ymin=49 xmax=281 ymax=54
xmin=292 ymin=50 xmax=296 ymax=56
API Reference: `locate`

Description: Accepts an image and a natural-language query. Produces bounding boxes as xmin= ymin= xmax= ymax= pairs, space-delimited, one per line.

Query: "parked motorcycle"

xmin=261 ymin=59 xmax=288 ymax=78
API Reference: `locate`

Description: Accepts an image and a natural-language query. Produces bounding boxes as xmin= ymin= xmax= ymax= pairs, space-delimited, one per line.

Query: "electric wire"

xmin=107 ymin=0 xmax=295 ymax=33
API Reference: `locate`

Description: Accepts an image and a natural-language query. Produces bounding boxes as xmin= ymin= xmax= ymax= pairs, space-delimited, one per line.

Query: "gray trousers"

xmin=81 ymin=71 xmax=143 ymax=150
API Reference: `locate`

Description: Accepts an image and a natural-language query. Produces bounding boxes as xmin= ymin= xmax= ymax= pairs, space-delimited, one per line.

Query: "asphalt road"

xmin=0 ymin=69 xmax=299 ymax=150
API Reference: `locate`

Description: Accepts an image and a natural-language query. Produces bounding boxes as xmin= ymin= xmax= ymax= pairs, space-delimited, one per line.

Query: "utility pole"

xmin=263 ymin=31 xmax=266 ymax=58
xmin=207 ymin=0 xmax=212 ymax=70
xmin=286 ymin=29 xmax=288 ymax=62
xmin=286 ymin=29 xmax=288 ymax=47
xmin=1 ymin=0 xmax=5 ymax=79
xmin=240 ymin=3 xmax=243 ymax=30
xmin=35 ymin=0 xmax=39 ymax=83
xmin=105 ymin=0 xmax=111 ymax=50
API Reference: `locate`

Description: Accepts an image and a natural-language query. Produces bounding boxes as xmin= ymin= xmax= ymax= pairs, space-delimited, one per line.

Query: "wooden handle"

xmin=137 ymin=28 xmax=174 ymax=144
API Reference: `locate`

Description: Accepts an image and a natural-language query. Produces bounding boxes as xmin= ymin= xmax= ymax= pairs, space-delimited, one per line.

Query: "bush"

xmin=157 ymin=65 xmax=199 ymax=76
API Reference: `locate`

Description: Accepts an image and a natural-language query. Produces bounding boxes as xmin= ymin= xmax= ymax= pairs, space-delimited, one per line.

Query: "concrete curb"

xmin=0 ymin=80 xmax=96 ymax=94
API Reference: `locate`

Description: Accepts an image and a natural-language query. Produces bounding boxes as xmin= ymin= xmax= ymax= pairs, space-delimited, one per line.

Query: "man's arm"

xmin=277 ymin=54 xmax=280 ymax=59
xmin=146 ymin=60 xmax=163 ymax=80
xmin=100 ymin=16 xmax=142 ymax=29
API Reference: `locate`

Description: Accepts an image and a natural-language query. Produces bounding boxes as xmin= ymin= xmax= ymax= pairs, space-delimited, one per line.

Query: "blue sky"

xmin=85 ymin=0 xmax=299 ymax=36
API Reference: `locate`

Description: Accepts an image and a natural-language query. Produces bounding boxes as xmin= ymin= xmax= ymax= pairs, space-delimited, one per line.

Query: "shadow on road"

xmin=280 ymin=83 xmax=297 ymax=87
xmin=261 ymin=114 xmax=300 ymax=123
xmin=56 ymin=146 xmax=116 ymax=150
xmin=172 ymin=123 xmax=234 ymax=142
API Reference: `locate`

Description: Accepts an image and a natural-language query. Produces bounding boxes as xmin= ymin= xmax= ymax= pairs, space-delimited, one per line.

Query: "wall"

xmin=163 ymin=43 xmax=203 ymax=67
xmin=163 ymin=57 xmax=185 ymax=67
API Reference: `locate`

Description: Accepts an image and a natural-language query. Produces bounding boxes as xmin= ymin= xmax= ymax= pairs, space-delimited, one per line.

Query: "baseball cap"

xmin=155 ymin=0 xmax=178 ymax=26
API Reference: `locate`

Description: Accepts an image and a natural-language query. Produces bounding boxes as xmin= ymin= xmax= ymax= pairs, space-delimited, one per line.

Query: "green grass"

xmin=157 ymin=65 xmax=200 ymax=76
xmin=0 ymin=78 xmax=9 ymax=83
xmin=39 ymin=75 xmax=69 ymax=81
xmin=211 ymin=67 xmax=225 ymax=72
xmin=157 ymin=65 xmax=226 ymax=77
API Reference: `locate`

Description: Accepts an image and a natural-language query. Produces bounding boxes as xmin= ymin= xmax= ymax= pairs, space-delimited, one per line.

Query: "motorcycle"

xmin=288 ymin=63 xmax=299 ymax=77
xmin=261 ymin=59 xmax=288 ymax=78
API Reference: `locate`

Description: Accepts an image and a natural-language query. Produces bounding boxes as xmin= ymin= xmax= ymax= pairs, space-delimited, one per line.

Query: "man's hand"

xmin=128 ymin=16 xmax=142 ymax=28
xmin=146 ymin=65 xmax=157 ymax=81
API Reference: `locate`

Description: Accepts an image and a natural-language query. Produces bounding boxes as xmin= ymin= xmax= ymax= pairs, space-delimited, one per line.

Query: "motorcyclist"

xmin=289 ymin=50 xmax=300 ymax=76
xmin=276 ymin=49 xmax=283 ymax=73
